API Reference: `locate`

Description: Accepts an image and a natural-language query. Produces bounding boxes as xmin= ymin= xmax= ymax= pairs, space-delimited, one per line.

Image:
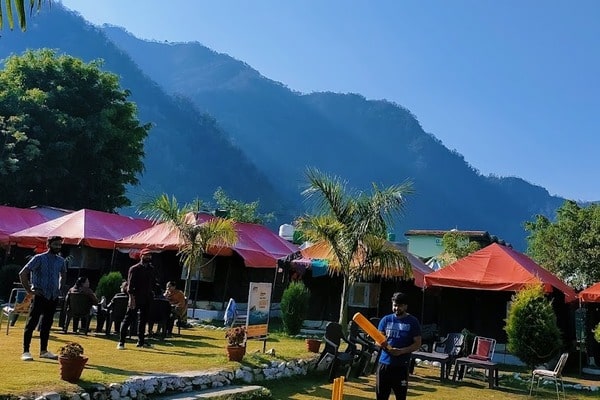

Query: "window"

xmin=348 ymin=283 xmax=380 ymax=308
xmin=180 ymin=257 xmax=216 ymax=282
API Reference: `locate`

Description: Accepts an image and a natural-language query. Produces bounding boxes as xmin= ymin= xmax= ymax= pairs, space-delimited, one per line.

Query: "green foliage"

xmin=0 ymin=49 xmax=149 ymax=211
xmin=525 ymin=200 xmax=600 ymax=287
xmin=504 ymin=284 xmax=562 ymax=368
xmin=213 ymin=187 xmax=274 ymax=224
xmin=280 ymin=282 xmax=311 ymax=335
xmin=594 ymin=322 xmax=600 ymax=344
xmin=95 ymin=271 xmax=123 ymax=301
xmin=298 ymin=167 xmax=413 ymax=327
xmin=439 ymin=231 xmax=481 ymax=266
xmin=0 ymin=264 xmax=21 ymax=301
xmin=0 ymin=0 xmax=44 ymax=31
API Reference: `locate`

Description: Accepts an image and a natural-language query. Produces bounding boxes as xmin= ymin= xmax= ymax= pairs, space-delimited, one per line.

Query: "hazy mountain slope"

xmin=0 ymin=6 xmax=288 ymax=217
xmin=101 ymin=26 xmax=567 ymax=249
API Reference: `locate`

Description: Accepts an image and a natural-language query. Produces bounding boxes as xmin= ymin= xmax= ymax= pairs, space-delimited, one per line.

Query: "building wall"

xmin=406 ymin=235 xmax=444 ymax=259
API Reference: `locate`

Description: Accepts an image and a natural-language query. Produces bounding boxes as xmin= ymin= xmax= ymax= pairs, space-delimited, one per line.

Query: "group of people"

xmin=18 ymin=236 xmax=420 ymax=400
xmin=18 ymin=236 xmax=187 ymax=359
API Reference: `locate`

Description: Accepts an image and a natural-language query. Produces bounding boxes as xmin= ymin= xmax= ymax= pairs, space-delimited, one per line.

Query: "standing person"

xmin=376 ymin=292 xmax=422 ymax=400
xmin=164 ymin=281 xmax=187 ymax=334
xmin=117 ymin=248 xmax=156 ymax=350
xmin=18 ymin=236 xmax=67 ymax=361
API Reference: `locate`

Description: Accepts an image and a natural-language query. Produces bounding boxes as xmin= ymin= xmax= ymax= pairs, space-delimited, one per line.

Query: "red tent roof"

xmin=0 ymin=206 xmax=48 ymax=244
xmin=579 ymin=282 xmax=600 ymax=303
xmin=9 ymin=209 xmax=154 ymax=250
xmin=116 ymin=213 xmax=299 ymax=268
xmin=424 ymin=243 xmax=577 ymax=303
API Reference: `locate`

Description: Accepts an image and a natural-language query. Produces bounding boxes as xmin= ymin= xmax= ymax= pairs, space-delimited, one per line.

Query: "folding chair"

xmin=1 ymin=287 xmax=33 ymax=334
xmin=529 ymin=352 xmax=569 ymax=400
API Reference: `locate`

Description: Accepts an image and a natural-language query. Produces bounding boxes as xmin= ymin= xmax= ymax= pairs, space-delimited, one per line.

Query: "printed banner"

xmin=246 ymin=282 xmax=271 ymax=339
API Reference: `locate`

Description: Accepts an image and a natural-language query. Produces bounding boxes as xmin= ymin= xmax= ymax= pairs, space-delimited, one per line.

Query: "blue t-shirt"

xmin=377 ymin=313 xmax=421 ymax=365
xmin=22 ymin=252 xmax=66 ymax=300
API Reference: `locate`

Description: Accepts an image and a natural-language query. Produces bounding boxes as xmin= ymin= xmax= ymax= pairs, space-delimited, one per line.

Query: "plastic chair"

xmin=148 ymin=298 xmax=171 ymax=339
xmin=316 ymin=322 xmax=356 ymax=382
xmin=433 ymin=332 xmax=465 ymax=377
xmin=106 ymin=295 xmax=129 ymax=335
xmin=529 ymin=352 xmax=569 ymax=400
xmin=468 ymin=336 xmax=496 ymax=361
xmin=63 ymin=292 xmax=94 ymax=334
xmin=347 ymin=320 xmax=377 ymax=377
xmin=1 ymin=287 xmax=33 ymax=334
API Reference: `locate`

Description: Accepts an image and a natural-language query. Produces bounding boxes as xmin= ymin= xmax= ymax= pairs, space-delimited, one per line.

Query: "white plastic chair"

xmin=529 ymin=352 xmax=569 ymax=400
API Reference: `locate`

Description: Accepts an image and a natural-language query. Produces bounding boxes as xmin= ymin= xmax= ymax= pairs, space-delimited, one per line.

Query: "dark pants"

xmin=23 ymin=295 xmax=57 ymax=353
xmin=376 ymin=363 xmax=409 ymax=400
xmin=119 ymin=303 xmax=148 ymax=345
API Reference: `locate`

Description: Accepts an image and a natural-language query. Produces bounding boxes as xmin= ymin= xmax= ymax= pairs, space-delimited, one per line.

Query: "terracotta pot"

xmin=226 ymin=345 xmax=246 ymax=362
xmin=59 ymin=356 xmax=88 ymax=382
xmin=306 ymin=338 xmax=321 ymax=353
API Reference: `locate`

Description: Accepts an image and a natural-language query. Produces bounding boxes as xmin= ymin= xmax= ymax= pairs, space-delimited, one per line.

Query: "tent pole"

xmin=221 ymin=257 xmax=232 ymax=311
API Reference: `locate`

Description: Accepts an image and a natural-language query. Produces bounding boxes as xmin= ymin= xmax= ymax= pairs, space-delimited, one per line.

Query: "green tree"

xmin=504 ymin=284 xmax=562 ymax=368
xmin=0 ymin=0 xmax=43 ymax=31
xmin=438 ymin=230 xmax=481 ymax=266
xmin=0 ymin=49 xmax=149 ymax=211
xmin=298 ymin=168 xmax=413 ymax=328
xmin=525 ymin=200 xmax=600 ymax=287
xmin=139 ymin=194 xmax=237 ymax=298
xmin=213 ymin=187 xmax=274 ymax=224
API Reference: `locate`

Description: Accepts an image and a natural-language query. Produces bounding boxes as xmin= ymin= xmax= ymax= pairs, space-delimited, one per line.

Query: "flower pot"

xmin=59 ymin=356 xmax=88 ymax=382
xmin=226 ymin=345 xmax=246 ymax=362
xmin=306 ymin=338 xmax=321 ymax=353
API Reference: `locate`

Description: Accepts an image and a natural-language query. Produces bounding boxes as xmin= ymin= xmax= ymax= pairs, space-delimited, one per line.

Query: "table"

xmin=452 ymin=356 xmax=499 ymax=389
xmin=411 ymin=351 xmax=451 ymax=381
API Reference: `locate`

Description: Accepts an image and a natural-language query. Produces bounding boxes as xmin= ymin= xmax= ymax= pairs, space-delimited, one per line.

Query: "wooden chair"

xmin=529 ymin=352 xmax=569 ymax=400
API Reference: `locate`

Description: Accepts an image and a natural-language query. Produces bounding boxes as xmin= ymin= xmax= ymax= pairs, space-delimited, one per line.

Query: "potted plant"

xmin=225 ymin=326 xmax=247 ymax=361
xmin=305 ymin=336 xmax=322 ymax=353
xmin=58 ymin=342 xmax=88 ymax=382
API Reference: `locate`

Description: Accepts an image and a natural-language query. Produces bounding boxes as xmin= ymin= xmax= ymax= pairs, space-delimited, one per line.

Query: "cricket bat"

xmin=352 ymin=312 xmax=389 ymax=349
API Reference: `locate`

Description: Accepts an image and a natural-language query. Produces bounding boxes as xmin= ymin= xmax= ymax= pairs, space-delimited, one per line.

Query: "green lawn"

xmin=1 ymin=319 xmax=598 ymax=399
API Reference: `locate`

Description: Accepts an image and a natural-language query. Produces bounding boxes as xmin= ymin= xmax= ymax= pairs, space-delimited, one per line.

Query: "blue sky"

xmin=60 ymin=0 xmax=600 ymax=201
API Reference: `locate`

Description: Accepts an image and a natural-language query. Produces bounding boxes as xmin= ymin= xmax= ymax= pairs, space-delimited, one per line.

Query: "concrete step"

xmin=154 ymin=385 xmax=267 ymax=400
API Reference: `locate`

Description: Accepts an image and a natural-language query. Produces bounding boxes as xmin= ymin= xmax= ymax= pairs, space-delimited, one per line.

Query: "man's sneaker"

xmin=136 ymin=342 xmax=153 ymax=348
xmin=39 ymin=351 xmax=58 ymax=360
xmin=117 ymin=343 xmax=125 ymax=350
xmin=21 ymin=352 xmax=33 ymax=361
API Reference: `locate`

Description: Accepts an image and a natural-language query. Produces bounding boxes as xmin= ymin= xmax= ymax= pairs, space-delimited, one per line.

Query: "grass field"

xmin=0 ymin=318 xmax=598 ymax=399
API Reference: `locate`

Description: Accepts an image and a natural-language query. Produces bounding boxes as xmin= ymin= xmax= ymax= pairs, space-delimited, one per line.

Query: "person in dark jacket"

xmin=117 ymin=248 xmax=156 ymax=350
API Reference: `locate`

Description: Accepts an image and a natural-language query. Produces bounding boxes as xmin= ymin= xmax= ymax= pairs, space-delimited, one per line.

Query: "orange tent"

xmin=9 ymin=209 xmax=154 ymax=250
xmin=579 ymin=282 xmax=600 ymax=303
xmin=116 ymin=213 xmax=298 ymax=268
xmin=424 ymin=243 xmax=577 ymax=303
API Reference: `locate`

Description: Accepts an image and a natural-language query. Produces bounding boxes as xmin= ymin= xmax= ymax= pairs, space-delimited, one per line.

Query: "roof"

xmin=116 ymin=213 xmax=299 ymax=268
xmin=299 ymin=241 xmax=433 ymax=288
xmin=579 ymin=282 xmax=600 ymax=303
xmin=423 ymin=243 xmax=577 ymax=303
xmin=404 ymin=229 xmax=490 ymax=238
xmin=0 ymin=206 xmax=48 ymax=244
xmin=9 ymin=209 xmax=154 ymax=249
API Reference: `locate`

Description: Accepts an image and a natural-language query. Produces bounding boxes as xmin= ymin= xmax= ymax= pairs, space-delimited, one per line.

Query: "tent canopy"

xmin=299 ymin=241 xmax=431 ymax=288
xmin=424 ymin=243 xmax=577 ymax=303
xmin=0 ymin=206 xmax=48 ymax=244
xmin=579 ymin=282 xmax=600 ymax=303
xmin=116 ymin=213 xmax=299 ymax=268
xmin=9 ymin=209 xmax=154 ymax=250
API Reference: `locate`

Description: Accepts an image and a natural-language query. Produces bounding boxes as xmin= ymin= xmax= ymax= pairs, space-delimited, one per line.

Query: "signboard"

xmin=246 ymin=282 xmax=272 ymax=339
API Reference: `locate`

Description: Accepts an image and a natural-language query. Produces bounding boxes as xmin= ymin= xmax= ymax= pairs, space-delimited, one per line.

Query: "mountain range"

xmin=0 ymin=4 xmax=566 ymax=250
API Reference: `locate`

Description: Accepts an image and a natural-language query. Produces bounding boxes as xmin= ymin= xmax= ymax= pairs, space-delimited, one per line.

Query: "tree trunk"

xmin=183 ymin=262 xmax=192 ymax=299
xmin=338 ymin=275 xmax=350 ymax=332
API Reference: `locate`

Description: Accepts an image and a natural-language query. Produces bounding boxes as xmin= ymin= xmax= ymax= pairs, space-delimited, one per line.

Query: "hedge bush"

xmin=95 ymin=271 xmax=124 ymax=300
xmin=280 ymin=281 xmax=310 ymax=335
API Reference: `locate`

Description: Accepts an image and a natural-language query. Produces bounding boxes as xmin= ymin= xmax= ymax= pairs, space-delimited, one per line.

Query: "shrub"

xmin=0 ymin=264 xmax=21 ymax=301
xmin=280 ymin=281 xmax=310 ymax=335
xmin=95 ymin=271 xmax=123 ymax=300
xmin=504 ymin=284 xmax=562 ymax=368
xmin=594 ymin=322 xmax=600 ymax=343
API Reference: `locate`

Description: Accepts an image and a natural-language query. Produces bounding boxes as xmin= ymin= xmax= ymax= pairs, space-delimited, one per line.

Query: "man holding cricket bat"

xmin=376 ymin=292 xmax=421 ymax=400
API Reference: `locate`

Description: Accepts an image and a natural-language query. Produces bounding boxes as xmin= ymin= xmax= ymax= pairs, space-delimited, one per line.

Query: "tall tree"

xmin=525 ymin=200 xmax=600 ymax=288
xmin=139 ymin=194 xmax=237 ymax=298
xmin=298 ymin=168 xmax=413 ymax=328
xmin=438 ymin=230 xmax=481 ymax=266
xmin=0 ymin=49 xmax=149 ymax=211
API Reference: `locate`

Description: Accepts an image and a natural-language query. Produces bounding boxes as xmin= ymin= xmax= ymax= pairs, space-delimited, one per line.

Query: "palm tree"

xmin=1 ymin=0 xmax=44 ymax=31
xmin=139 ymin=194 xmax=238 ymax=298
xmin=298 ymin=168 xmax=414 ymax=328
